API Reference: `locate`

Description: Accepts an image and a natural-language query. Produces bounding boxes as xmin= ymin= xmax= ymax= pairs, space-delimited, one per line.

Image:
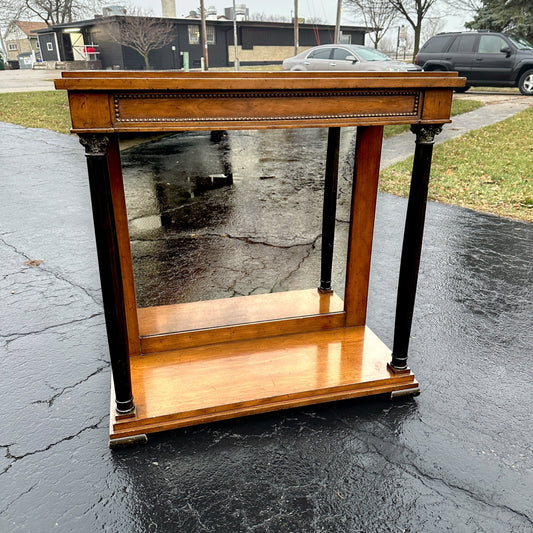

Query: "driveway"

xmin=0 ymin=69 xmax=63 ymax=92
xmin=1 ymin=115 xmax=532 ymax=531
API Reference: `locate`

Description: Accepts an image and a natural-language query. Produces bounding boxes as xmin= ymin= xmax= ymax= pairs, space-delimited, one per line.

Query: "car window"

xmin=307 ymin=48 xmax=332 ymax=60
xmin=478 ymin=35 xmax=508 ymax=53
xmin=507 ymin=34 xmax=533 ymax=50
xmin=332 ymin=48 xmax=355 ymax=61
xmin=354 ymin=47 xmax=391 ymax=61
xmin=448 ymin=34 xmax=477 ymax=53
xmin=422 ymin=35 xmax=453 ymax=53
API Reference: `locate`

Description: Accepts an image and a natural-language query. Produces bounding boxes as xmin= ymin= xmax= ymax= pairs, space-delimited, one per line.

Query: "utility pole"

xmin=232 ymin=0 xmax=239 ymax=70
xmin=334 ymin=0 xmax=342 ymax=43
xmin=293 ymin=0 xmax=299 ymax=56
xmin=200 ymin=0 xmax=209 ymax=70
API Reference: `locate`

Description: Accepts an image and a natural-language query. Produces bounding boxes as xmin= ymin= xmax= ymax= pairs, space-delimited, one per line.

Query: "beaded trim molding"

xmin=113 ymin=90 xmax=421 ymax=124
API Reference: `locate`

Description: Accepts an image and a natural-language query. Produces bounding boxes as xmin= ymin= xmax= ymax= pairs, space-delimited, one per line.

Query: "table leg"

xmin=319 ymin=127 xmax=341 ymax=293
xmin=389 ymin=124 xmax=443 ymax=372
xmin=344 ymin=125 xmax=384 ymax=326
xmin=80 ymin=134 xmax=135 ymax=414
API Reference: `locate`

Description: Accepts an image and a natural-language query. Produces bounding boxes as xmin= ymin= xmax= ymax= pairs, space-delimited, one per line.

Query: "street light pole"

xmin=334 ymin=0 xmax=342 ymax=43
xmin=232 ymin=0 xmax=239 ymax=70
xmin=200 ymin=0 xmax=209 ymax=70
xmin=294 ymin=0 xmax=299 ymax=56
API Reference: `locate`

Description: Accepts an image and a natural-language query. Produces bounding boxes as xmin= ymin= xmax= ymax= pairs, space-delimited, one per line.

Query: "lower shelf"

xmin=110 ymin=325 xmax=418 ymax=441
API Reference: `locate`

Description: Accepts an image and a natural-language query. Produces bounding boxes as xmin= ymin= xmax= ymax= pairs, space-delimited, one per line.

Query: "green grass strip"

xmin=0 ymin=91 xmax=71 ymax=134
xmin=380 ymin=106 xmax=533 ymax=222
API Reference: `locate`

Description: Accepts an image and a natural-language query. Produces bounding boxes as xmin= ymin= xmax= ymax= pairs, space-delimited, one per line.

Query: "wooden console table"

xmin=55 ymin=71 xmax=464 ymax=445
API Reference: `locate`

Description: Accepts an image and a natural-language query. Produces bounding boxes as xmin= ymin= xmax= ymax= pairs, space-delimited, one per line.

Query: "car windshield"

xmin=354 ymin=47 xmax=392 ymax=61
xmin=507 ymin=35 xmax=533 ymax=50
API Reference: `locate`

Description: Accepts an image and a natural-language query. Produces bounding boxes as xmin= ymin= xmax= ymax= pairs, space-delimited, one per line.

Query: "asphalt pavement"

xmin=0 ymin=86 xmax=532 ymax=532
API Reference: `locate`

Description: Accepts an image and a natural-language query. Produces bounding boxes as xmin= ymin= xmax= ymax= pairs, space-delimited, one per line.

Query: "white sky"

xmin=132 ymin=1 xmax=339 ymax=22
xmin=130 ymin=1 xmax=469 ymax=40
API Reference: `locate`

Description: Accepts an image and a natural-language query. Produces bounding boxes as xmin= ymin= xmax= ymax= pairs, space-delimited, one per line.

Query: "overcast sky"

xmin=130 ymin=0 xmax=468 ymax=37
xmin=132 ymin=1 xmax=338 ymax=22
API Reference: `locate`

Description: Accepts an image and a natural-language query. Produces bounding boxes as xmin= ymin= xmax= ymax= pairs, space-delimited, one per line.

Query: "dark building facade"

xmin=35 ymin=16 xmax=367 ymax=70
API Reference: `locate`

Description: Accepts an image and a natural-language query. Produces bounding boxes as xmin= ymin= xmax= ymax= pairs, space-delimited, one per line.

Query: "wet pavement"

xmin=1 ymin=111 xmax=532 ymax=532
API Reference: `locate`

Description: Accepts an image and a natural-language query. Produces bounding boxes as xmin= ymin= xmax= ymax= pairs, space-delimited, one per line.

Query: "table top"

xmin=55 ymin=71 xmax=465 ymax=133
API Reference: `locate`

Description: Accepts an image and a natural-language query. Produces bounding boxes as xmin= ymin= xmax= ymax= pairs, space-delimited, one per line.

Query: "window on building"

xmin=188 ymin=25 xmax=216 ymax=45
xmin=188 ymin=25 xmax=200 ymax=44
xmin=339 ymin=32 xmax=351 ymax=44
xmin=47 ymin=42 xmax=53 ymax=51
xmin=8 ymin=43 xmax=17 ymax=51
xmin=35 ymin=40 xmax=40 ymax=49
xmin=206 ymin=26 xmax=215 ymax=44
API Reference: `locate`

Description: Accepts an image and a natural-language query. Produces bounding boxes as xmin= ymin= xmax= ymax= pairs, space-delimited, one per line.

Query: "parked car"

xmin=282 ymin=44 xmax=422 ymax=72
xmin=415 ymin=30 xmax=533 ymax=95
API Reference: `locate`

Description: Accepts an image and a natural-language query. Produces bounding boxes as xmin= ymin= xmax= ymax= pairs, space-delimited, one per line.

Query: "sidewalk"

xmin=0 ymin=102 xmax=532 ymax=531
xmin=381 ymin=97 xmax=531 ymax=166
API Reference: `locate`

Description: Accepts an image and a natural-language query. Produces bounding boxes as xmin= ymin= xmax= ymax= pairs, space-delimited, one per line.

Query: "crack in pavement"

xmin=209 ymin=232 xmax=320 ymax=250
xmin=0 ymin=416 xmax=107 ymax=515
xmin=2 ymin=313 xmax=104 ymax=347
xmin=407 ymin=460 xmax=533 ymax=526
xmin=0 ymin=415 xmax=107 ymax=477
xmin=275 ymin=234 xmax=321 ymax=290
xmin=130 ymin=231 xmax=321 ymax=250
xmin=0 ymin=234 xmax=100 ymax=307
xmin=335 ymin=415 xmax=533 ymax=527
xmin=31 ymin=365 xmax=108 ymax=408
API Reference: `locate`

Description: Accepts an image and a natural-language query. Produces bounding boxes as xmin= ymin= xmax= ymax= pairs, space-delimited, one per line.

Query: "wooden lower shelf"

xmin=137 ymin=289 xmax=346 ymax=352
xmin=110 ymin=326 xmax=418 ymax=440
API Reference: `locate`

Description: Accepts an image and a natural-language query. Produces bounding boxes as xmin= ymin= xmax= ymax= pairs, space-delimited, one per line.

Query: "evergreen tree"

xmin=466 ymin=0 xmax=533 ymax=42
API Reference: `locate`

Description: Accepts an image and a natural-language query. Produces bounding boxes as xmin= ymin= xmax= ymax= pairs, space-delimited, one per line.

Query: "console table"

xmin=55 ymin=71 xmax=464 ymax=445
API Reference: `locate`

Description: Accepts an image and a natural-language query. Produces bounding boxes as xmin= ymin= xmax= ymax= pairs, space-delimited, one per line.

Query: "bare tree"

xmin=104 ymin=15 xmax=176 ymax=70
xmin=305 ymin=16 xmax=327 ymax=24
xmin=387 ymin=0 xmax=440 ymax=58
xmin=420 ymin=15 xmax=446 ymax=44
xmin=0 ymin=0 xmax=103 ymax=26
xmin=344 ymin=0 xmax=397 ymax=48
xmin=443 ymin=0 xmax=482 ymax=15
xmin=250 ymin=12 xmax=290 ymax=23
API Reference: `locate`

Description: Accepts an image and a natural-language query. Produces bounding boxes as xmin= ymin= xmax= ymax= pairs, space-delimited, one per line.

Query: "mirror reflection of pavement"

xmin=1 ymin=119 xmax=532 ymax=532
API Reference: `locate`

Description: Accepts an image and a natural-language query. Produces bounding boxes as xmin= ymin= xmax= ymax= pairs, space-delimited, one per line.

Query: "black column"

xmin=390 ymin=124 xmax=443 ymax=372
xmin=319 ymin=127 xmax=341 ymax=293
xmin=80 ymin=134 xmax=135 ymax=414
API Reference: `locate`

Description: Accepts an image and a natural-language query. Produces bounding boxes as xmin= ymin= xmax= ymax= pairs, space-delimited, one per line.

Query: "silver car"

xmin=282 ymin=44 xmax=422 ymax=72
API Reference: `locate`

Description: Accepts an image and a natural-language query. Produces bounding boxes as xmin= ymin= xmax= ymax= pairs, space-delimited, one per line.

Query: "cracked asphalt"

xmin=1 ymin=97 xmax=532 ymax=532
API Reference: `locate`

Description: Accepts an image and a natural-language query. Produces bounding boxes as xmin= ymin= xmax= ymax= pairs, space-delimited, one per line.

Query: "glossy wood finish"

xmin=55 ymin=72 xmax=462 ymax=440
xmin=344 ymin=126 xmax=384 ymax=327
xmin=110 ymin=326 xmax=418 ymax=440
xmin=138 ymin=289 xmax=345 ymax=352
xmin=55 ymin=71 xmax=463 ymax=133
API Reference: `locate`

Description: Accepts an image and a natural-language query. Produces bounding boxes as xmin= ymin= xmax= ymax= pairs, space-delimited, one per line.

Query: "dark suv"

xmin=415 ymin=31 xmax=533 ymax=95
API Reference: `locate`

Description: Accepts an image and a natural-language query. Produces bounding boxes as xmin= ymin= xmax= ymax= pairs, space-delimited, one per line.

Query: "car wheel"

xmin=454 ymin=86 xmax=471 ymax=93
xmin=518 ymin=69 xmax=533 ymax=95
